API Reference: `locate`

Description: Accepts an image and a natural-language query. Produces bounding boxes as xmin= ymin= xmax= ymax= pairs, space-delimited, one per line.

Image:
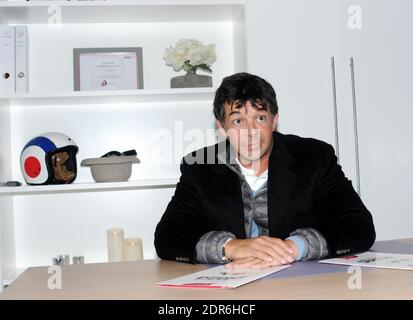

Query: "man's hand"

xmin=224 ymin=236 xmax=298 ymax=269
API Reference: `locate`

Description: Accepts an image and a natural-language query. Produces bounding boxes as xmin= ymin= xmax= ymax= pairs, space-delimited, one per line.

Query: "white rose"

xmin=189 ymin=46 xmax=205 ymax=66
xmin=176 ymin=39 xmax=201 ymax=52
xmin=163 ymin=39 xmax=216 ymax=71
xmin=189 ymin=44 xmax=217 ymax=67
xmin=163 ymin=46 xmax=186 ymax=71
xmin=163 ymin=46 xmax=175 ymax=65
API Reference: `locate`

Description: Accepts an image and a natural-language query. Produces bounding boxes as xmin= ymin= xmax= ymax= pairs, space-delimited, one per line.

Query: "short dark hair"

xmin=213 ymin=72 xmax=278 ymax=123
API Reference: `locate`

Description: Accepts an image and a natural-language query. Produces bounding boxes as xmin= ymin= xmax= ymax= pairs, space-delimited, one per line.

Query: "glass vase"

xmin=170 ymin=69 xmax=212 ymax=88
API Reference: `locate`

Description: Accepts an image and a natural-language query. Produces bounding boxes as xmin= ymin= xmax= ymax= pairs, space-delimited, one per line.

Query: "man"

xmin=155 ymin=72 xmax=375 ymax=269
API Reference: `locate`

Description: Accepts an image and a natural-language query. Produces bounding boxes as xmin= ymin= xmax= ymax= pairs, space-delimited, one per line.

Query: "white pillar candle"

xmin=107 ymin=228 xmax=124 ymax=262
xmin=123 ymin=237 xmax=143 ymax=261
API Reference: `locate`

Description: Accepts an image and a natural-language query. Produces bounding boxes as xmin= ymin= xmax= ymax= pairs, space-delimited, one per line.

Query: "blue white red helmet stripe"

xmin=23 ymin=136 xmax=57 ymax=154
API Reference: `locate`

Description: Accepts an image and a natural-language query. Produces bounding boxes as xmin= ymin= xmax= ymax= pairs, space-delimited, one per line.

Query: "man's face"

xmin=218 ymin=101 xmax=278 ymax=163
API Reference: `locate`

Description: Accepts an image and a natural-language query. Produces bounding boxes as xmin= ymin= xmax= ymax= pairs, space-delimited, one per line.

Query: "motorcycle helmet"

xmin=20 ymin=132 xmax=79 ymax=185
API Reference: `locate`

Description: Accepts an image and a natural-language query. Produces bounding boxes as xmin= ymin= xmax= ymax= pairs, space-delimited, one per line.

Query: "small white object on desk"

xmin=319 ymin=251 xmax=413 ymax=270
xmin=156 ymin=265 xmax=291 ymax=289
xmin=123 ymin=237 xmax=143 ymax=261
xmin=107 ymin=228 xmax=124 ymax=262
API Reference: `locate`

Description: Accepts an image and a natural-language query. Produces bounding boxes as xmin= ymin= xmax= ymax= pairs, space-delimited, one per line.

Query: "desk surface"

xmin=1 ymin=238 xmax=413 ymax=300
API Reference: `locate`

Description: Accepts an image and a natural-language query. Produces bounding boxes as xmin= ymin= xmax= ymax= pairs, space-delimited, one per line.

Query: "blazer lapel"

xmin=268 ymin=132 xmax=296 ymax=238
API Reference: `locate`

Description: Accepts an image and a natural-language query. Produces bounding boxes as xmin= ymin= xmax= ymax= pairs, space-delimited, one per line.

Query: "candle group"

xmin=107 ymin=228 xmax=143 ymax=262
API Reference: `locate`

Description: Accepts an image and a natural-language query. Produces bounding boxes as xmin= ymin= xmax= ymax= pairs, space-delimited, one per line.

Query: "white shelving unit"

xmin=0 ymin=178 xmax=179 ymax=196
xmin=0 ymin=0 xmax=247 ymax=290
xmin=1 ymin=88 xmax=216 ymax=106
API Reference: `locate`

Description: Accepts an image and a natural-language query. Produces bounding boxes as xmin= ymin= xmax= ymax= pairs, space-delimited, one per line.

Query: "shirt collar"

xmin=235 ymin=157 xmax=268 ymax=179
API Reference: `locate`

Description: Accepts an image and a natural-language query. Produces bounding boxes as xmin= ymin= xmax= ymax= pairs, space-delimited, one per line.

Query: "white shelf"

xmin=1 ymin=0 xmax=245 ymax=24
xmin=2 ymin=268 xmax=26 ymax=287
xmin=2 ymin=88 xmax=216 ymax=106
xmin=0 ymin=178 xmax=178 ymax=196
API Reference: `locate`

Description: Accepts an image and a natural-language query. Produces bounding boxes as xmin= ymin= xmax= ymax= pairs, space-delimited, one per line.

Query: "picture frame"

xmin=73 ymin=47 xmax=144 ymax=91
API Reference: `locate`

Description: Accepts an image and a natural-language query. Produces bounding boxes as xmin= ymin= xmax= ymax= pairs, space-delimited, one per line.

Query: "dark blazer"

xmin=155 ymin=131 xmax=376 ymax=263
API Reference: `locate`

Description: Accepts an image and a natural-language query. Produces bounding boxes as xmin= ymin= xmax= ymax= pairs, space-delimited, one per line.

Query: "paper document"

xmin=319 ymin=251 xmax=413 ymax=270
xmin=156 ymin=264 xmax=291 ymax=289
xmin=78 ymin=52 xmax=138 ymax=91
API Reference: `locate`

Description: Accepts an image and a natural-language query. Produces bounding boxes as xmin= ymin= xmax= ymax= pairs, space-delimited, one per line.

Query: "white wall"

xmin=245 ymin=0 xmax=413 ymax=241
xmin=245 ymin=0 xmax=339 ymax=146
xmin=334 ymin=0 xmax=413 ymax=240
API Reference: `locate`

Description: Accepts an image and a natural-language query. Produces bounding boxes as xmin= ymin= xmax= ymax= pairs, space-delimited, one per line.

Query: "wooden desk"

xmin=1 ymin=238 xmax=413 ymax=300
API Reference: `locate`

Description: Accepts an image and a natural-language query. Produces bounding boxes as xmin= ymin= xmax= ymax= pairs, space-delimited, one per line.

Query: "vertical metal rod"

xmin=330 ymin=57 xmax=340 ymax=164
xmin=350 ymin=57 xmax=361 ymax=196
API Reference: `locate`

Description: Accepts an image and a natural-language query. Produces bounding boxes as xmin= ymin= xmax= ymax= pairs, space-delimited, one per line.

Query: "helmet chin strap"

xmin=51 ymin=152 xmax=76 ymax=182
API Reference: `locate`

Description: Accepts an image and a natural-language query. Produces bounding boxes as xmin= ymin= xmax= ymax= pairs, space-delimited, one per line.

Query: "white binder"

xmin=0 ymin=25 xmax=15 ymax=95
xmin=15 ymin=25 xmax=29 ymax=93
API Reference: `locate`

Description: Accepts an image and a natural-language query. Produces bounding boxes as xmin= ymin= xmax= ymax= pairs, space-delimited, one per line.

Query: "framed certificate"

xmin=73 ymin=47 xmax=144 ymax=91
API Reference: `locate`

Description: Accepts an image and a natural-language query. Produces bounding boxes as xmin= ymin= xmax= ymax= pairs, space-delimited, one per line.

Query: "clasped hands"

xmin=224 ymin=236 xmax=298 ymax=270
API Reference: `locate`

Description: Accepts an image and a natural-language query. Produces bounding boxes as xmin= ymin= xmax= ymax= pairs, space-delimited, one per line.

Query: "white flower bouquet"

xmin=163 ymin=39 xmax=217 ymax=73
